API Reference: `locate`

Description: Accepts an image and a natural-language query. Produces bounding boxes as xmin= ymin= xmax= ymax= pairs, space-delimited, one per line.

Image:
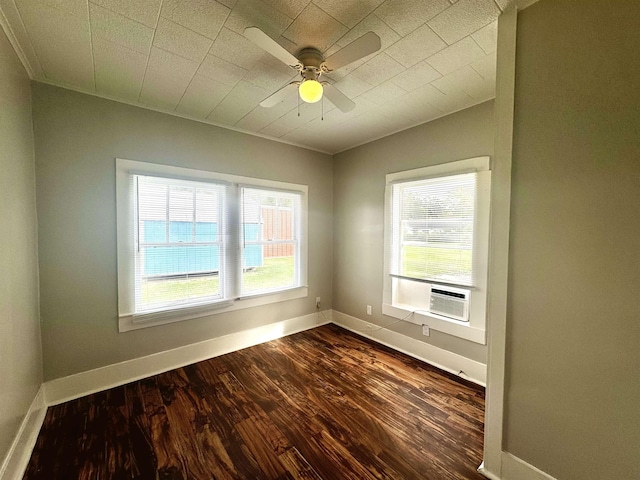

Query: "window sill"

xmin=382 ymin=303 xmax=486 ymax=344
xmin=119 ymin=286 xmax=308 ymax=332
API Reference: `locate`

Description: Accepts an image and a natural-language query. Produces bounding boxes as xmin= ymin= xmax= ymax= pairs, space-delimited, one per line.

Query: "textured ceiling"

xmin=0 ymin=0 xmax=504 ymax=153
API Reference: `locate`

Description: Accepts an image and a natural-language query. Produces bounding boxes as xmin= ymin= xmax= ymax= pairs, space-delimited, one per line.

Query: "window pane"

xmin=135 ymin=175 xmax=224 ymax=312
xmin=138 ymin=245 xmax=222 ymax=308
xmin=394 ymin=173 xmax=476 ymax=285
xmin=195 ymin=188 xmax=219 ymax=242
xmin=169 ymin=186 xmax=194 ymax=242
xmin=241 ymin=188 xmax=298 ymax=295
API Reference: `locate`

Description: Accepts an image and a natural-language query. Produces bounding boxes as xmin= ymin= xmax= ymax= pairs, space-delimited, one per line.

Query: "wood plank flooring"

xmin=24 ymin=324 xmax=485 ymax=480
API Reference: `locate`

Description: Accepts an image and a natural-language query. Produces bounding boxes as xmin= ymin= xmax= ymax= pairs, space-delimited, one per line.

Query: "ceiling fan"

xmin=243 ymin=27 xmax=382 ymax=113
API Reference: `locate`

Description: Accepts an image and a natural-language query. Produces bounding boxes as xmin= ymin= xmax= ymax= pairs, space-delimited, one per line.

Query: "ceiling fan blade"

xmin=244 ymin=27 xmax=301 ymax=68
xmin=323 ymin=32 xmax=381 ymax=71
xmin=323 ymin=83 xmax=356 ymax=113
xmin=260 ymin=82 xmax=299 ymax=108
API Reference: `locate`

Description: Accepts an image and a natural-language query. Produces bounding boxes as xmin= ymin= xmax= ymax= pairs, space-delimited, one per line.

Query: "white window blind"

xmin=240 ymin=187 xmax=300 ymax=296
xmin=134 ymin=175 xmax=230 ymax=313
xmin=391 ymin=172 xmax=477 ymax=287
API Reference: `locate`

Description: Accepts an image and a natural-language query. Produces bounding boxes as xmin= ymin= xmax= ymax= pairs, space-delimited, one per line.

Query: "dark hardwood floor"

xmin=24 ymin=324 xmax=485 ymax=480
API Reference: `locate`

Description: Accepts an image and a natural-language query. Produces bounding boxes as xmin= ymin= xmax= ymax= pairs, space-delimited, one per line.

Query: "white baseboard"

xmin=331 ymin=310 xmax=487 ymax=386
xmin=478 ymin=453 xmax=557 ymax=480
xmin=0 ymin=386 xmax=47 ymax=480
xmin=45 ymin=311 xmax=331 ymax=405
xmin=478 ymin=461 xmax=501 ymax=480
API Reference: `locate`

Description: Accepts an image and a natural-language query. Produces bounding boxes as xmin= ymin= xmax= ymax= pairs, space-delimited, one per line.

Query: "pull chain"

xmin=297 ymin=90 xmax=300 ymax=117
xmin=321 ymin=93 xmax=324 ymax=121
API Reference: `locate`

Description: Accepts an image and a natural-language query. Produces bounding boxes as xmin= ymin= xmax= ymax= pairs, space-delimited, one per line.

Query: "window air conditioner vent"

xmin=429 ymin=285 xmax=470 ymax=322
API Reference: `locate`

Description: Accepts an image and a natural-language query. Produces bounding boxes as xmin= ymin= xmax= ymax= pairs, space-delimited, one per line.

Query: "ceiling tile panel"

xmin=23 ymin=0 xmax=88 ymax=18
xmin=217 ymin=0 xmax=238 ymax=8
xmin=282 ymin=3 xmax=348 ymax=53
xmin=385 ymin=24 xmax=447 ymax=68
xmin=431 ymin=64 xmax=492 ymax=101
xmin=470 ymin=51 xmax=496 ymax=80
xmin=259 ymin=121 xmax=294 ymax=138
xmin=207 ymin=80 xmax=269 ymax=124
xmin=90 ymin=0 xmax=161 ymax=27
xmin=471 ymin=19 xmax=497 ymax=54
xmin=89 ymin=3 xmax=154 ymax=55
xmin=176 ymin=74 xmax=233 ymax=117
xmin=197 ymin=54 xmax=248 ymax=86
xmin=153 ymin=17 xmax=213 ymax=62
xmin=374 ymin=0 xmax=450 ymax=36
xmin=93 ymin=36 xmax=147 ymax=101
xmin=390 ymin=60 xmax=441 ymax=91
xmin=351 ymin=52 xmax=405 ymax=87
xmin=15 ymin=0 xmax=95 ymax=90
xmin=139 ymin=68 xmax=193 ymax=109
xmin=243 ymin=61 xmax=296 ymax=91
xmin=235 ymin=95 xmax=297 ymax=131
xmin=268 ymin=0 xmax=311 ymax=19
xmin=371 ymin=105 xmax=417 ymax=132
xmin=313 ymin=0 xmax=384 ymax=29
xmin=259 ymin=49 xmax=300 ymax=76
xmin=320 ymin=50 xmax=367 ymax=81
xmin=373 ymin=99 xmax=423 ymax=123
xmin=332 ymin=74 xmax=374 ymax=99
xmin=426 ymin=36 xmax=485 ymax=75
xmin=356 ymin=79 xmax=407 ymax=105
xmin=312 ymin=127 xmax=355 ymax=153
xmin=427 ymin=0 xmax=500 ymax=45
xmin=224 ymin=0 xmax=293 ymax=38
xmin=209 ymin=27 xmax=265 ymax=70
xmin=147 ymin=46 xmax=200 ymax=80
xmin=397 ymin=91 xmax=443 ymax=122
xmin=297 ymin=110 xmax=343 ymax=134
xmin=161 ymin=0 xmax=230 ymax=39
xmin=333 ymin=13 xmax=400 ymax=51
xmin=415 ymin=82 xmax=474 ymax=113
xmin=282 ymin=126 xmax=333 ymax=150
xmin=259 ymin=102 xmax=320 ymax=137
xmin=322 ymin=95 xmax=377 ymax=123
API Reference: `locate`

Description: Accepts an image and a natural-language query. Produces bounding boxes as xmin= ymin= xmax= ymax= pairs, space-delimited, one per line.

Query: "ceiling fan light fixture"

xmin=298 ymin=79 xmax=323 ymax=103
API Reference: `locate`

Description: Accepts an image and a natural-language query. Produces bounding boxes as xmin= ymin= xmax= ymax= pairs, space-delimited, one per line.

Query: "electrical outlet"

xmin=366 ymin=305 xmax=372 ymax=315
xmin=422 ymin=325 xmax=430 ymax=336
xmin=316 ymin=297 xmax=321 ymax=309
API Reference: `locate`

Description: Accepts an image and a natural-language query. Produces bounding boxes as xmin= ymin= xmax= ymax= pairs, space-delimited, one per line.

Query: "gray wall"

xmin=32 ymin=84 xmax=333 ymax=381
xmin=504 ymin=1 xmax=640 ymax=478
xmin=333 ymin=101 xmax=494 ymax=364
xmin=0 ymin=30 xmax=42 ymax=465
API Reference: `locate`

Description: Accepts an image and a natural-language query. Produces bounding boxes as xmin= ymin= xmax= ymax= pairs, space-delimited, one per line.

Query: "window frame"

xmin=116 ymin=158 xmax=308 ymax=333
xmin=382 ymin=157 xmax=491 ymax=344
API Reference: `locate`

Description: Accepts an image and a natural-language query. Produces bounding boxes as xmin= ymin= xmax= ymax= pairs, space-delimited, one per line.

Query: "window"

xmin=383 ymin=157 xmax=491 ymax=344
xmin=116 ymin=159 xmax=307 ymax=332
xmin=240 ymin=187 xmax=300 ymax=296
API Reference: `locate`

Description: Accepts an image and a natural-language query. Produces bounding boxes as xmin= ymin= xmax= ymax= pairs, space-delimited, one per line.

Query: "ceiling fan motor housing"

xmin=297 ymin=48 xmax=325 ymax=80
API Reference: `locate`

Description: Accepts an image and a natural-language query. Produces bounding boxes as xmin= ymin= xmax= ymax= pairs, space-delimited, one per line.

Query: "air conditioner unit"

xmin=429 ymin=285 xmax=470 ymax=322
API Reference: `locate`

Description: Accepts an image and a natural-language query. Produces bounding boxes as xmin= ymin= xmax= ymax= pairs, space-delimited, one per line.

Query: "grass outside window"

xmin=401 ymin=244 xmax=472 ymax=281
xmin=141 ymin=256 xmax=295 ymax=305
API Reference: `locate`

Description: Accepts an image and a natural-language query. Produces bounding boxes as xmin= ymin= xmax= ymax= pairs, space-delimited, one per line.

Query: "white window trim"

xmin=382 ymin=156 xmax=491 ymax=345
xmin=116 ymin=159 xmax=308 ymax=332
